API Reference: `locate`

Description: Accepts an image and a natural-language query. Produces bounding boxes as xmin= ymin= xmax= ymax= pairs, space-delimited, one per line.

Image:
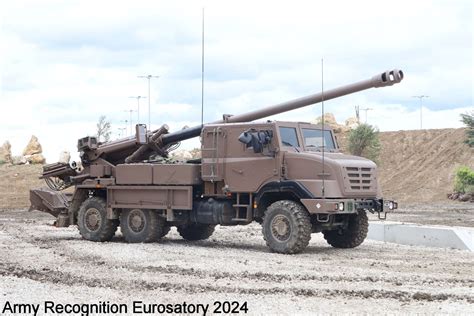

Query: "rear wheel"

xmin=177 ymin=223 xmax=215 ymax=241
xmin=323 ymin=210 xmax=368 ymax=248
xmin=78 ymin=197 xmax=118 ymax=242
xmin=120 ymin=209 xmax=165 ymax=243
xmin=262 ymin=200 xmax=312 ymax=254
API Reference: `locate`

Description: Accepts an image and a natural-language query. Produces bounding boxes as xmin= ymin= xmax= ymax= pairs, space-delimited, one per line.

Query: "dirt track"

xmin=1 ymin=209 xmax=472 ymax=314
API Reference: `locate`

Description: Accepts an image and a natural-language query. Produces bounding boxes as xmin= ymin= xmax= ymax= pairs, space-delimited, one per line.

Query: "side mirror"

xmin=238 ymin=131 xmax=252 ymax=145
xmin=135 ymin=124 xmax=148 ymax=144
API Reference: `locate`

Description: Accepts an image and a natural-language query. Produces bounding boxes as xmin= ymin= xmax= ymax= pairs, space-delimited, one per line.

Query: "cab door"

xmin=223 ymin=125 xmax=279 ymax=192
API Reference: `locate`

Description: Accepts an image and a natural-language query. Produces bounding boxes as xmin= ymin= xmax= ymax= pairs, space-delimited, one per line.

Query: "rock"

xmin=171 ymin=150 xmax=193 ymax=160
xmin=313 ymin=113 xmax=338 ymax=126
xmin=58 ymin=151 xmax=71 ymax=164
xmin=312 ymin=113 xmax=350 ymax=133
xmin=23 ymin=135 xmax=42 ymax=156
xmin=189 ymin=148 xmax=201 ymax=159
xmin=12 ymin=155 xmax=27 ymax=165
xmin=26 ymin=154 xmax=46 ymax=164
xmin=345 ymin=117 xmax=360 ymax=129
xmin=458 ymin=194 xmax=471 ymax=202
xmin=0 ymin=141 xmax=12 ymax=163
xmin=447 ymin=193 xmax=458 ymax=200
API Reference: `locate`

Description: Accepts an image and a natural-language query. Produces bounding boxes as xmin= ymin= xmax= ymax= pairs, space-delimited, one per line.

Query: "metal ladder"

xmin=201 ymin=127 xmax=221 ymax=181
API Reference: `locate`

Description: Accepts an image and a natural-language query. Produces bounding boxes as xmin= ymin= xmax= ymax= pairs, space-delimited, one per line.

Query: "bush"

xmin=460 ymin=112 xmax=474 ymax=147
xmin=454 ymin=166 xmax=474 ymax=194
xmin=348 ymin=124 xmax=381 ymax=162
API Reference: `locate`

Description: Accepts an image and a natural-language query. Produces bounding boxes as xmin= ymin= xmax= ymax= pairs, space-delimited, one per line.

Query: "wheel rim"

xmin=128 ymin=209 xmax=146 ymax=233
xmin=85 ymin=208 xmax=101 ymax=232
xmin=271 ymin=214 xmax=291 ymax=242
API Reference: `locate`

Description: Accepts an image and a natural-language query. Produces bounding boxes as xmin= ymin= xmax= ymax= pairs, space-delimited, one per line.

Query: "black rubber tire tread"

xmin=120 ymin=209 xmax=165 ymax=243
xmin=323 ymin=210 xmax=368 ymax=248
xmin=262 ymin=200 xmax=312 ymax=254
xmin=77 ymin=197 xmax=118 ymax=242
xmin=160 ymin=225 xmax=171 ymax=238
xmin=177 ymin=223 xmax=216 ymax=241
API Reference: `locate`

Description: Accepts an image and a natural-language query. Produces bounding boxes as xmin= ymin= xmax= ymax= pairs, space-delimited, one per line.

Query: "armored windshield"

xmin=302 ymin=128 xmax=335 ymax=150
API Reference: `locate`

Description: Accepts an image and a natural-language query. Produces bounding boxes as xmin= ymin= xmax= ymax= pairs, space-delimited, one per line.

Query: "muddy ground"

xmin=0 ymin=209 xmax=472 ymax=314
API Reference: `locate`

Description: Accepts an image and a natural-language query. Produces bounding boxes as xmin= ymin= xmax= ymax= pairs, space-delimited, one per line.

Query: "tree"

xmin=348 ymin=123 xmax=381 ymax=162
xmin=96 ymin=115 xmax=111 ymax=142
xmin=460 ymin=111 xmax=474 ymax=147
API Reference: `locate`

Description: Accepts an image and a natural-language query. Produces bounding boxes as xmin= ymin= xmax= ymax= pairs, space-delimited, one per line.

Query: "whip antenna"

xmin=201 ymin=7 xmax=205 ymax=127
xmin=321 ymin=58 xmax=325 ymax=197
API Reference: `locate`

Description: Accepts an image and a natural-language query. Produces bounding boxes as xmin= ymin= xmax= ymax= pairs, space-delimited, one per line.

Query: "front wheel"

xmin=78 ymin=197 xmax=118 ymax=242
xmin=323 ymin=210 xmax=368 ymax=248
xmin=262 ymin=200 xmax=312 ymax=254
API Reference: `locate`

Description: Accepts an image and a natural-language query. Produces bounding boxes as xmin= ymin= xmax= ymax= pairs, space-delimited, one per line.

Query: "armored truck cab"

xmin=201 ymin=121 xmax=382 ymax=212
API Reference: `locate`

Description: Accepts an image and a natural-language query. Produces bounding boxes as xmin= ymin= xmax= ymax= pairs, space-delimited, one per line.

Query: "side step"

xmin=232 ymin=193 xmax=253 ymax=222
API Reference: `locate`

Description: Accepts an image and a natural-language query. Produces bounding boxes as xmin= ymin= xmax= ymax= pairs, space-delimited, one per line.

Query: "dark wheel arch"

xmin=255 ymin=181 xmax=314 ymax=219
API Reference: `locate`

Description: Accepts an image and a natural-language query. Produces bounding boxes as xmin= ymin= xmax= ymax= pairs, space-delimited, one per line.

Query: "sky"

xmin=1 ymin=0 xmax=472 ymax=162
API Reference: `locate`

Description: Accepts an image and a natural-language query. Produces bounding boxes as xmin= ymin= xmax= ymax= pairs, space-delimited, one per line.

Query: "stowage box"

xmin=116 ymin=164 xmax=153 ymax=184
xmin=115 ymin=163 xmax=201 ymax=185
xmin=153 ymin=164 xmax=201 ymax=185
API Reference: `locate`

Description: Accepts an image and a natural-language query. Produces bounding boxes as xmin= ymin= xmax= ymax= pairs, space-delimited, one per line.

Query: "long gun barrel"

xmin=161 ymin=69 xmax=404 ymax=146
xmin=80 ymin=68 xmax=403 ymax=164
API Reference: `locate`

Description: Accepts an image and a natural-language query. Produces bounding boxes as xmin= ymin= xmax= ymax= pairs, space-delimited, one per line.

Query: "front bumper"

xmin=300 ymin=198 xmax=398 ymax=216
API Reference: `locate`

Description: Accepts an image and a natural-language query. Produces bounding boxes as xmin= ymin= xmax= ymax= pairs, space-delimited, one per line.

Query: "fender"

xmin=255 ymin=180 xmax=314 ymax=201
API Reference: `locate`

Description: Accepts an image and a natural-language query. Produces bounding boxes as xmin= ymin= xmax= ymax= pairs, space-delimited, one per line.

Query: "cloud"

xmin=0 ymin=0 xmax=472 ymax=163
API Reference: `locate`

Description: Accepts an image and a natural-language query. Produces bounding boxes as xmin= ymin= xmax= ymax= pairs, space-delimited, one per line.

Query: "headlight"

xmin=338 ymin=202 xmax=344 ymax=211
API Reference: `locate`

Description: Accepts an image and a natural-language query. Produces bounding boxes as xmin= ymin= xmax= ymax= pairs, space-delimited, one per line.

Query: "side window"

xmin=238 ymin=129 xmax=274 ymax=154
xmin=279 ymin=127 xmax=299 ymax=147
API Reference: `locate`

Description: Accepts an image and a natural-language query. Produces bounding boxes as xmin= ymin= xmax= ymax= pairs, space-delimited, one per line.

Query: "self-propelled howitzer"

xmin=30 ymin=68 xmax=403 ymax=254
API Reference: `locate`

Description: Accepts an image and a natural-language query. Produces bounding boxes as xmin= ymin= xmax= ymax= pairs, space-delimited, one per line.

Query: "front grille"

xmin=343 ymin=167 xmax=375 ymax=192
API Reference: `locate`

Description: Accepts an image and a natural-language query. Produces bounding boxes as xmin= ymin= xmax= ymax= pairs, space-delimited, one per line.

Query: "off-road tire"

xmin=323 ymin=210 xmax=368 ymax=248
xmin=78 ymin=197 xmax=118 ymax=242
xmin=177 ymin=223 xmax=215 ymax=241
xmin=120 ymin=209 xmax=165 ymax=243
xmin=160 ymin=225 xmax=171 ymax=238
xmin=262 ymin=200 xmax=312 ymax=254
